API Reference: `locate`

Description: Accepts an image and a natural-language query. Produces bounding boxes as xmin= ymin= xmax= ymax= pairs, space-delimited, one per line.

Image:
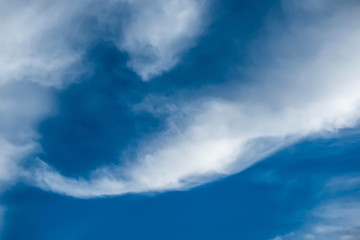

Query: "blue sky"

xmin=0 ymin=0 xmax=360 ymax=239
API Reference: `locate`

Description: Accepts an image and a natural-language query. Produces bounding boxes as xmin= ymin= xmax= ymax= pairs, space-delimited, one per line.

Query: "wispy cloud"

xmin=0 ymin=0 xmax=85 ymax=185
xmin=0 ymin=0 xmax=207 ymax=188
xmin=0 ymin=82 xmax=54 ymax=185
xmin=272 ymin=200 xmax=360 ymax=240
xmin=0 ymin=0 xmax=206 ymax=86
xmin=271 ymin=174 xmax=360 ymax=240
xmin=117 ymin=0 xmax=208 ymax=80
xmin=0 ymin=0 xmax=89 ymax=87
xmin=28 ymin=1 xmax=360 ymax=198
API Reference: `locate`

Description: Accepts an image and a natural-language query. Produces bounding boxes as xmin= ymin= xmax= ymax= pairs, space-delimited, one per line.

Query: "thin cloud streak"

xmin=271 ymin=174 xmax=360 ymax=240
xmin=272 ymin=200 xmax=360 ymax=240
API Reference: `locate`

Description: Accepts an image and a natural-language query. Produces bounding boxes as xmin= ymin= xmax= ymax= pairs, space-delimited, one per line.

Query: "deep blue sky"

xmin=1 ymin=0 xmax=360 ymax=239
xmin=2 ymin=129 xmax=360 ymax=240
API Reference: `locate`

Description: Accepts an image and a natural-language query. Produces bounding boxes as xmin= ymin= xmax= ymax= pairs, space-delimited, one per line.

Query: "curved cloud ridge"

xmin=30 ymin=4 xmax=360 ymax=197
xmin=1 ymin=0 xmax=360 ymax=200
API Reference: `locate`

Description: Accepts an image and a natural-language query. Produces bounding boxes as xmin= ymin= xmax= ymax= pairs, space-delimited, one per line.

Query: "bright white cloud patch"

xmin=117 ymin=0 xmax=207 ymax=80
xmin=0 ymin=0 xmax=89 ymax=87
xmin=0 ymin=0 xmax=207 ymax=85
xmin=29 ymin=2 xmax=360 ymax=198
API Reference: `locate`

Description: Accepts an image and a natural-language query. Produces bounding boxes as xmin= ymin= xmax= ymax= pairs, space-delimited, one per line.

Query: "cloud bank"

xmin=0 ymin=0 xmax=86 ymax=186
xmin=0 ymin=0 xmax=206 ymax=187
xmin=28 ymin=1 xmax=360 ymax=198
xmin=0 ymin=0 xmax=206 ymax=84
xmin=0 ymin=83 xmax=53 ymax=184
xmin=0 ymin=0 xmax=89 ymax=87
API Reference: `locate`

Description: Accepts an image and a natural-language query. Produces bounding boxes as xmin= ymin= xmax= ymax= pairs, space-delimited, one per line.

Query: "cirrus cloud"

xmin=28 ymin=1 xmax=360 ymax=198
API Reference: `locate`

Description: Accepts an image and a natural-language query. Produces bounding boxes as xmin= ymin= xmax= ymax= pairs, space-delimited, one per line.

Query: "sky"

xmin=0 ymin=0 xmax=360 ymax=239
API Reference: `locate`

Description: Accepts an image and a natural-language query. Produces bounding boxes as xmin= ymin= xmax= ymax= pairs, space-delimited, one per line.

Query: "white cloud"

xmin=0 ymin=0 xmax=90 ymax=87
xmin=0 ymin=0 xmax=89 ymax=187
xmin=270 ymin=174 xmax=360 ymax=240
xmin=28 ymin=2 xmax=360 ymax=198
xmin=0 ymin=0 xmax=209 ymax=190
xmin=0 ymin=0 xmax=207 ymax=83
xmin=271 ymin=199 xmax=360 ymax=240
xmin=116 ymin=0 xmax=208 ymax=80
xmin=326 ymin=175 xmax=360 ymax=193
xmin=0 ymin=82 xmax=54 ymax=185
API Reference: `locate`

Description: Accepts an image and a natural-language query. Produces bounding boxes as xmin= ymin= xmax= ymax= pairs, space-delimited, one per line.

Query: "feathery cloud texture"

xmin=271 ymin=174 xmax=360 ymax=240
xmin=118 ymin=0 xmax=207 ymax=80
xmin=29 ymin=1 xmax=360 ymax=197
xmin=0 ymin=0 xmax=206 ymax=187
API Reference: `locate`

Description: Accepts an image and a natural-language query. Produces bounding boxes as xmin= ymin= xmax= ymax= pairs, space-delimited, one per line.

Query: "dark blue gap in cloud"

xmin=36 ymin=0 xmax=283 ymax=177
xmin=37 ymin=42 xmax=165 ymax=176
